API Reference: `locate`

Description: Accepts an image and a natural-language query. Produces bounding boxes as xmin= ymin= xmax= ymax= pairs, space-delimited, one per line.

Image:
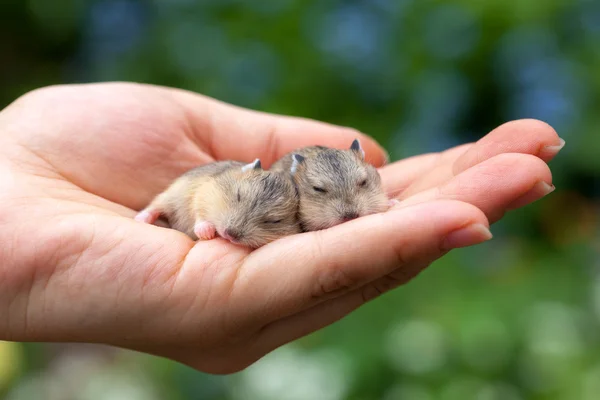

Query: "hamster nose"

xmin=223 ymin=228 xmax=242 ymax=242
xmin=342 ymin=212 xmax=359 ymax=222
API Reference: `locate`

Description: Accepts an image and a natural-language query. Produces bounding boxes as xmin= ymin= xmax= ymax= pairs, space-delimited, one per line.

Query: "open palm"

xmin=0 ymin=83 xmax=561 ymax=373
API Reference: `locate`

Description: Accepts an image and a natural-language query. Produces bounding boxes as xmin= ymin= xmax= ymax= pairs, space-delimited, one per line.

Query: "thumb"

xmin=230 ymin=200 xmax=492 ymax=331
xmin=168 ymin=86 xmax=389 ymax=167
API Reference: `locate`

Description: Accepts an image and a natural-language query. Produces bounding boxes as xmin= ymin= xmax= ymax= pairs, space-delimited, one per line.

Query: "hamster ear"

xmin=290 ymin=154 xmax=305 ymax=175
xmin=241 ymin=158 xmax=262 ymax=172
xmin=350 ymin=139 xmax=365 ymax=160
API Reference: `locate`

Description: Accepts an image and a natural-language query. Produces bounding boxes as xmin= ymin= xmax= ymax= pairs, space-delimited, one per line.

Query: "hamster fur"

xmin=135 ymin=159 xmax=301 ymax=248
xmin=270 ymin=139 xmax=390 ymax=231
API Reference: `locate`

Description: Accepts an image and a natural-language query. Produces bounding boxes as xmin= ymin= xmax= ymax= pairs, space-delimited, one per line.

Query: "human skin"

xmin=0 ymin=83 xmax=562 ymax=374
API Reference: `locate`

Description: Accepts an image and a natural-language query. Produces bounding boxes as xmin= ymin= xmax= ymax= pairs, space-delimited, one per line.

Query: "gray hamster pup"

xmin=135 ymin=159 xmax=301 ymax=248
xmin=270 ymin=139 xmax=391 ymax=232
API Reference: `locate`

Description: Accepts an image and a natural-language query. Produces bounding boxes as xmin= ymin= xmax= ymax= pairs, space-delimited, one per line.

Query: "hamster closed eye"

xmin=212 ymin=169 xmax=301 ymax=248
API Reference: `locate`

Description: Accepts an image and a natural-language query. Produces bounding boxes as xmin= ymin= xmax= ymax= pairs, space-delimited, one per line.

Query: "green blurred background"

xmin=1 ymin=0 xmax=599 ymax=399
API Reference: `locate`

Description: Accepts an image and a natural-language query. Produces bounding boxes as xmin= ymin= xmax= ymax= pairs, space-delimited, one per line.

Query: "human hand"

xmin=0 ymin=83 xmax=562 ymax=373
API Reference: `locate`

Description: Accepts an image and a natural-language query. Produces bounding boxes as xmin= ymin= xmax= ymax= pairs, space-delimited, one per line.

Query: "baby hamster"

xmin=270 ymin=139 xmax=390 ymax=231
xmin=135 ymin=159 xmax=301 ymax=248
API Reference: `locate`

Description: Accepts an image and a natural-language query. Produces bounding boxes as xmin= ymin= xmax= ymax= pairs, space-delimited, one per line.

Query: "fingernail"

xmin=507 ymin=181 xmax=555 ymax=210
xmin=442 ymin=223 xmax=493 ymax=250
xmin=541 ymin=138 xmax=566 ymax=158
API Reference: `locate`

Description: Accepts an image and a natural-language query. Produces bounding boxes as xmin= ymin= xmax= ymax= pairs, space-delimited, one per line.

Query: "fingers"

xmin=396 ymin=153 xmax=554 ymax=223
xmin=453 ymin=119 xmax=563 ymax=173
xmin=168 ymin=87 xmax=388 ymax=167
xmin=380 ymin=144 xmax=472 ymax=198
xmin=387 ymin=119 xmax=562 ymax=199
xmin=232 ymin=200 xmax=490 ymax=331
xmin=254 ymin=150 xmax=553 ymax=356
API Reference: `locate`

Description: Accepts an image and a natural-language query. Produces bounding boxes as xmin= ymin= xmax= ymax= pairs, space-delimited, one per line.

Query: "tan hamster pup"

xmin=135 ymin=159 xmax=301 ymax=248
xmin=270 ymin=139 xmax=391 ymax=232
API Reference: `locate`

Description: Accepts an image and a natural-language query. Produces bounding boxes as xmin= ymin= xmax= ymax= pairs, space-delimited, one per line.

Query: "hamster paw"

xmin=194 ymin=220 xmax=217 ymax=240
xmin=388 ymin=198 xmax=400 ymax=209
xmin=134 ymin=208 xmax=161 ymax=224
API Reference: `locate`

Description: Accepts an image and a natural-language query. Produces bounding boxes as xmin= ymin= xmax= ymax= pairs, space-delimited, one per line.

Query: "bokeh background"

xmin=1 ymin=0 xmax=599 ymax=399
